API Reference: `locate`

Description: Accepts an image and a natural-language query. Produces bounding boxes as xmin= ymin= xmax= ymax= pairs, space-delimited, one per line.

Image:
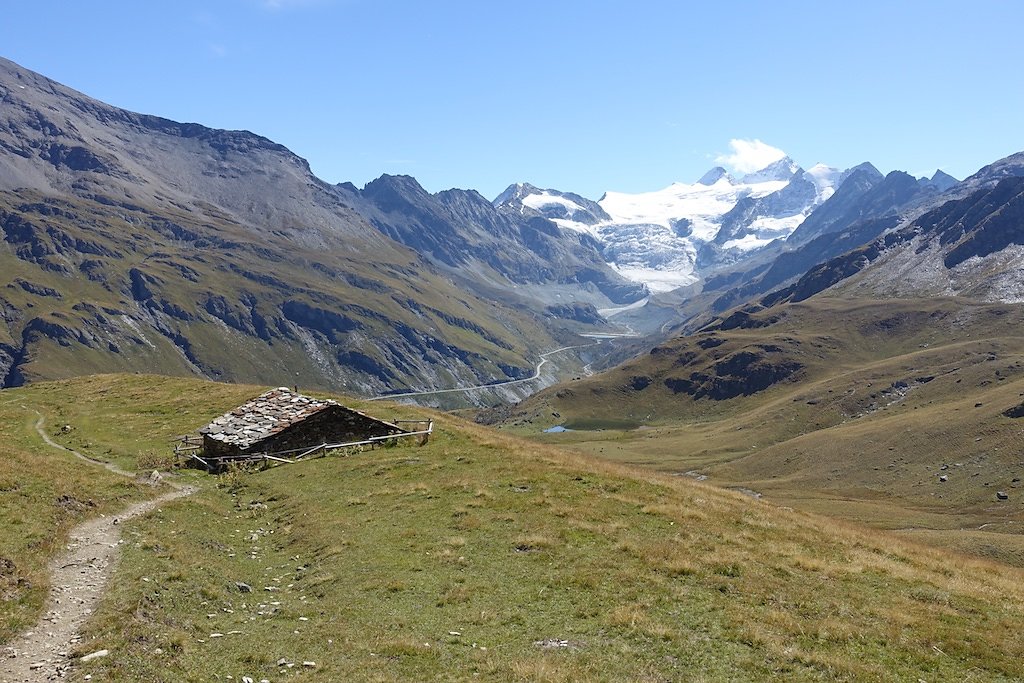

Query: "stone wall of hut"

xmin=248 ymin=406 xmax=401 ymax=456
xmin=201 ymin=405 xmax=402 ymax=466
xmin=203 ymin=433 xmax=247 ymax=462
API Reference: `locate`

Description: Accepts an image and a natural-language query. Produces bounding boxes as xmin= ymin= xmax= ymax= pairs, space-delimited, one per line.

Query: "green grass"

xmin=0 ymin=393 xmax=147 ymax=642
xmin=0 ymin=188 xmax=563 ymax=395
xmin=0 ymin=374 xmax=276 ymax=643
xmin=3 ymin=375 xmax=1024 ymax=680
xmin=505 ymin=297 xmax=1024 ymax=565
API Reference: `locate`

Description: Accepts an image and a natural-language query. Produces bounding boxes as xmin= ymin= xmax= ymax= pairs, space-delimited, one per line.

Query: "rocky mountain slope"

xmin=700 ymin=167 xmax=951 ymax=316
xmin=0 ymin=57 xmax=633 ymax=393
xmin=708 ymin=155 xmax=1024 ymax=314
xmin=764 ymin=173 xmax=1024 ymax=307
xmin=338 ymin=175 xmax=645 ymax=309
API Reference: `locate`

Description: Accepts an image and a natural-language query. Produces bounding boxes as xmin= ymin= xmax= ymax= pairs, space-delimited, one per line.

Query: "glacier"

xmin=497 ymin=156 xmax=852 ymax=293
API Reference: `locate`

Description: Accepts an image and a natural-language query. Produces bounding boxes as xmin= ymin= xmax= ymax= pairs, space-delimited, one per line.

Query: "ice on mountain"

xmin=522 ymin=191 xmax=584 ymax=218
xmin=494 ymin=155 xmax=854 ymax=294
xmin=740 ymin=156 xmax=801 ymax=184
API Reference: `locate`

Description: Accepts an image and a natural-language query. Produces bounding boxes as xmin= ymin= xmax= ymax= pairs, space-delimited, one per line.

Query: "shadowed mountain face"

xmin=0 ymin=57 xmax=631 ymax=394
xmin=338 ymin=175 xmax=646 ymax=306
xmin=678 ymin=153 xmax=1024 ymax=331
xmin=703 ymin=169 xmax=933 ymax=314
xmin=764 ymin=176 xmax=1024 ymax=306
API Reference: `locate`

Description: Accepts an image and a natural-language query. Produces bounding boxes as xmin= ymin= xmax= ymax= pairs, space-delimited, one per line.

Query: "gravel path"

xmin=0 ymin=417 xmax=195 ymax=682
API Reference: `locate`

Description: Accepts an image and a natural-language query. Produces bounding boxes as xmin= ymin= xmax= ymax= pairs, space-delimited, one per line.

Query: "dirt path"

xmin=0 ymin=417 xmax=196 ymax=683
xmin=31 ymin=415 xmax=134 ymax=478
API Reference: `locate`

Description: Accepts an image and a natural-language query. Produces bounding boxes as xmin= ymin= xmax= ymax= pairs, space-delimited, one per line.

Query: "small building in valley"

xmin=198 ymin=387 xmax=406 ymax=466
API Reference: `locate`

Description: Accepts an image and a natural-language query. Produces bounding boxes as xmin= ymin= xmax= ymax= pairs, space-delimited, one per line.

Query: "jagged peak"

xmin=697 ymin=167 xmax=732 ymax=185
xmin=925 ymin=169 xmax=959 ymax=192
xmin=361 ymin=174 xmax=431 ymax=201
xmin=493 ymin=182 xmax=541 ymax=206
xmin=845 ymin=162 xmax=884 ymax=181
xmin=740 ymin=156 xmax=800 ymax=184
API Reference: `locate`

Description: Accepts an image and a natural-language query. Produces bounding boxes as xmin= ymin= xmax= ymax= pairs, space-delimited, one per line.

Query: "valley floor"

xmin=514 ymin=298 xmax=1024 ymax=568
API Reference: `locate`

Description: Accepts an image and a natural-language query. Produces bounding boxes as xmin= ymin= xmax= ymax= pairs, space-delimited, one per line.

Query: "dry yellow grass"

xmin=508 ymin=297 xmax=1024 ymax=567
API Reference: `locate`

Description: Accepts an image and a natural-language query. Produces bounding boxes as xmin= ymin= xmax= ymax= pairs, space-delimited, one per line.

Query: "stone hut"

xmin=199 ymin=387 xmax=404 ymax=465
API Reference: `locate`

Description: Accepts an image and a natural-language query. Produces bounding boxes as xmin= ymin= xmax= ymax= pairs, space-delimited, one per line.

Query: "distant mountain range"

xmin=0 ymin=57 xmax=637 ymax=395
xmin=3 ymin=55 xmax=1024 ymax=402
xmin=495 ymin=159 xmax=962 ymax=295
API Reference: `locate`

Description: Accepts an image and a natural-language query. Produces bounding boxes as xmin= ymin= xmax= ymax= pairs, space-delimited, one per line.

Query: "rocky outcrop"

xmin=663 ymin=348 xmax=803 ymax=400
xmin=545 ymin=302 xmax=605 ymax=324
xmin=342 ymin=175 xmax=645 ymax=305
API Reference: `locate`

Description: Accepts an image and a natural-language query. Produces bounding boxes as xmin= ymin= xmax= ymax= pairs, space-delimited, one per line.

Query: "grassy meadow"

xmin=2 ymin=375 xmax=1024 ymax=680
xmin=0 ymin=375 xmax=259 ymax=643
xmin=508 ymin=297 xmax=1024 ymax=565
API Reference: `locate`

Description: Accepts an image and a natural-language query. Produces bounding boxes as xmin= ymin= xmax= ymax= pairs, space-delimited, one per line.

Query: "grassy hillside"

xmin=0 ymin=188 xmax=569 ymax=395
xmin=3 ymin=375 xmax=1024 ymax=680
xmin=503 ymin=297 xmax=1024 ymax=565
xmin=2 ymin=52 xmax=631 ymax=398
xmin=0 ymin=375 xmax=265 ymax=643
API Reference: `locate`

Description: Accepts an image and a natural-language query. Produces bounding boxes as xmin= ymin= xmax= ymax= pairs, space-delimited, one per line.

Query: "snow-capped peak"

xmin=805 ymin=163 xmax=841 ymax=187
xmin=494 ymin=154 xmax=864 ymax=295
xmin=522 ymin=191 xmax=585 ymax=219
xmin=493 ymin=182 xmax=610 ymax=237
xmin=493 ymin=182 xmax=540 ymax=206
xmin=740 ymin=156 xmax=800 ymax=184
xmin=803 ymin=163 xmax=843 ymax=202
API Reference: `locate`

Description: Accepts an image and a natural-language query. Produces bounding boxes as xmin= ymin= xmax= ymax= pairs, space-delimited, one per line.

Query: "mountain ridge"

xmin=0 ymin=56 xmax=638 ymax=397
xmin=498 ymin=157 xmax=887 ymax=294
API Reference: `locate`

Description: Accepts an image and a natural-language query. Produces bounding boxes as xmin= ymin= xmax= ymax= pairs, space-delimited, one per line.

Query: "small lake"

xmin=542 ymin=425 xmax=573 ymax=433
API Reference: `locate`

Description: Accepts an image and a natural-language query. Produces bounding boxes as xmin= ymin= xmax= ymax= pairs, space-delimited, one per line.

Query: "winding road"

xmin=367 ymin=341 xmax=600 ymax=401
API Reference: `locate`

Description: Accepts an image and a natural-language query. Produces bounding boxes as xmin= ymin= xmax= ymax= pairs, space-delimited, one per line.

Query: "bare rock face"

xmin=340 ymin=174 xmax=645 ymax=305
xmin=762 ymin=175 xmax=1024 ymax=307
xmin=1002 ymin=402 xmax=1024 ymax=419
xmin=937 ymin=177 xmax=1024 ymax=268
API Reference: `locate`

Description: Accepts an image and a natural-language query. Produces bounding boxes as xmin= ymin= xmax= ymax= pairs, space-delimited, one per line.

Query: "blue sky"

xmin=3 ymin=1 xmax=1022 ymax=199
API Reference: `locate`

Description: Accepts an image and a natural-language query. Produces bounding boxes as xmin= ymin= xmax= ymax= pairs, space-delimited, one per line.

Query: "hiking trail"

xmin=0 ymin=415 xmax=195 ymax=682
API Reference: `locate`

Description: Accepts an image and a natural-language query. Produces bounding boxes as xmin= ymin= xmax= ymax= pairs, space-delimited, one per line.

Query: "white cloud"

xmin=715 ymin=139 xmax=788 ymax=174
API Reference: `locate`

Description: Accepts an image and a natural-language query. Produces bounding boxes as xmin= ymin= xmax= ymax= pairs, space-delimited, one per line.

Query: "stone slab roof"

xmin=199 ymin=387 xmax=357 ymax=450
